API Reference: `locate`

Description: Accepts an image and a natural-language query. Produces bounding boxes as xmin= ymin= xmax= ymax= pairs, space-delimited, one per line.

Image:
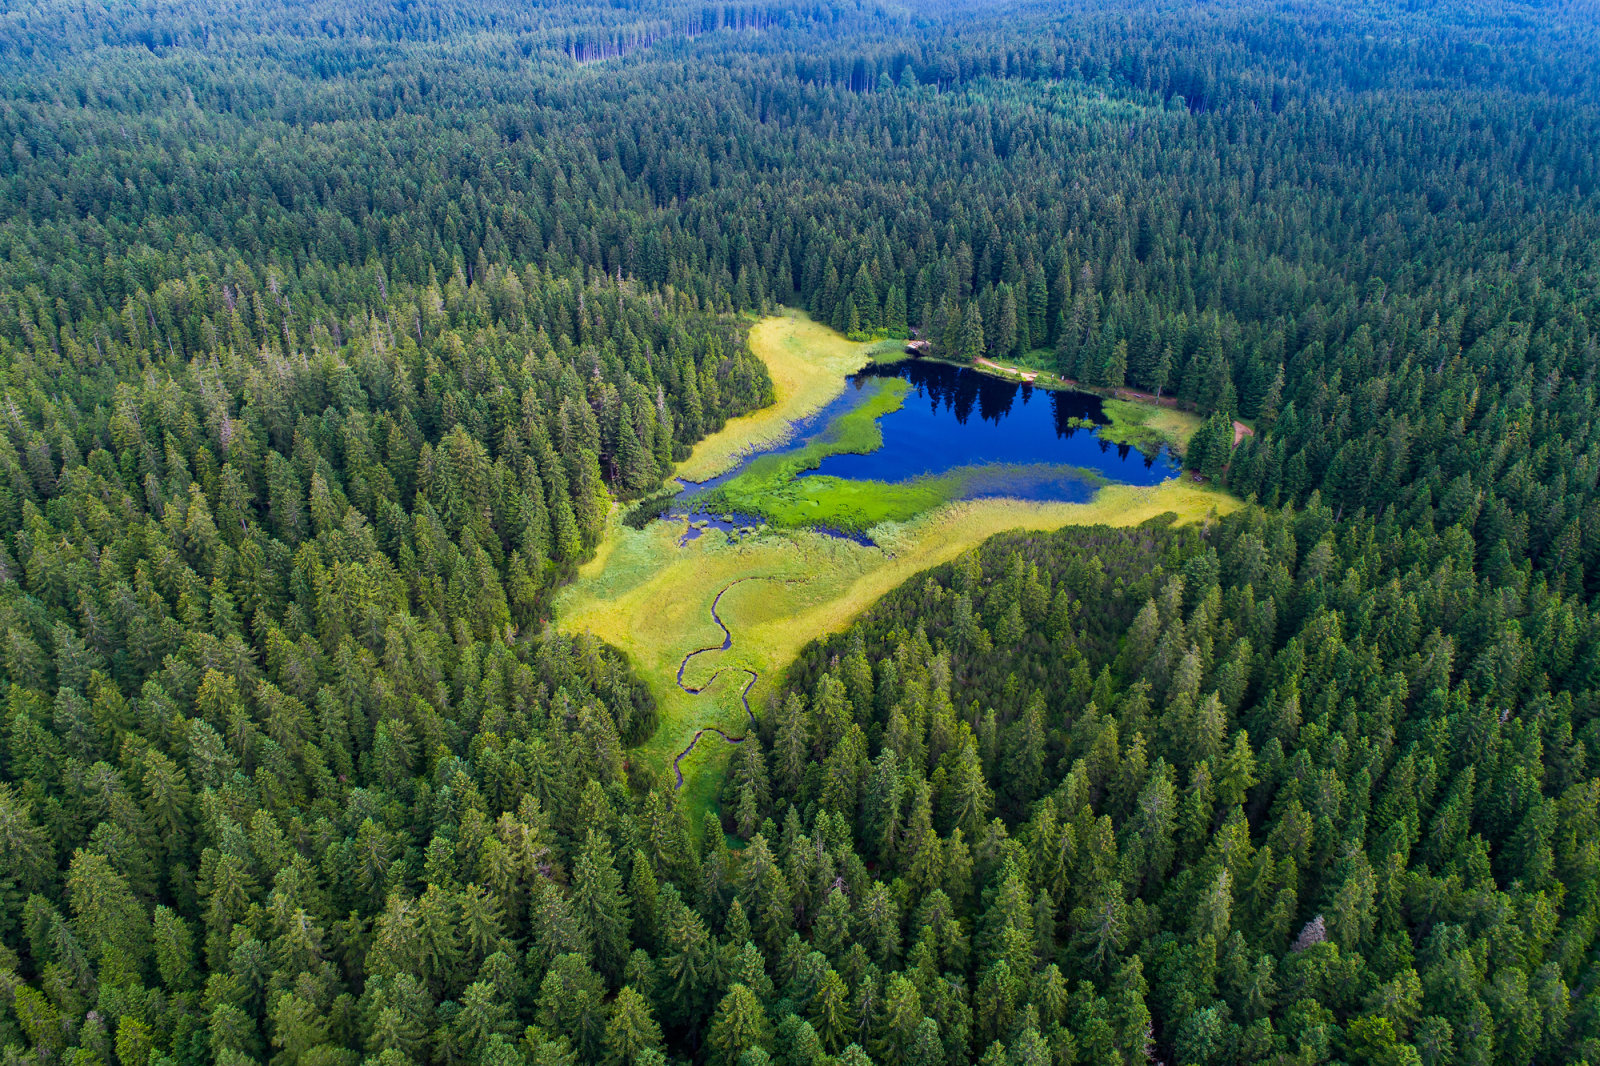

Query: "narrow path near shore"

xmin=976 ymin=356 xmax=1038 ymax=382
xmin=671 ymin=576 xmax=797 ymax=787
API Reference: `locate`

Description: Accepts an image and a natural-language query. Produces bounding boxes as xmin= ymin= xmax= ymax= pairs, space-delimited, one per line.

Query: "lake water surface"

xmin=803 ymin=360 xmax=1179 ymax=495
xmin=671 ymin=358 xmax=1180 ymax=540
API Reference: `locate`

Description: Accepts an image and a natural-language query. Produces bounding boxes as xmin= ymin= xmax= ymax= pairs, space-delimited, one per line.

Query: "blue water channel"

xmin=802 ymin=360 xmax=1179 ymax=496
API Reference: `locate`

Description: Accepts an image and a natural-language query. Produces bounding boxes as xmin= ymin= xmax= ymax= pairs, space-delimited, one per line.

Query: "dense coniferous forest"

xmin=2 ymin=0 xmax=1600 ymax=1065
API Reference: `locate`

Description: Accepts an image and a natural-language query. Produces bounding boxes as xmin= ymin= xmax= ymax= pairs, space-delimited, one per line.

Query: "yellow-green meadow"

xmin=674 ymin=311 xmax=876 ymax=482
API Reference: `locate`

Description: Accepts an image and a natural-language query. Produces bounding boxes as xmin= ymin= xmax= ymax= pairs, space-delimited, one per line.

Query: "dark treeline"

xmin=2 ymin=0 xmax=1600 ymax=1065
xmin=0 ymin=1 xmax=880 ymax=60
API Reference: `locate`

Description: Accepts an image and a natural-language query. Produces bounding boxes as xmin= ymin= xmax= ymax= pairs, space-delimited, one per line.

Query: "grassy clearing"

xmin=556 ymin=478 xmax=1239 ymax=822
xmin=558 ymin=310 xmax=1238 ymax=821
xmin=675 ymin=310 xmax=874 ymax=483
xmin=868 ymin=350 xmax=909 ymax=367
xmin=1101 ymin=398 xmax=1205 ymax=456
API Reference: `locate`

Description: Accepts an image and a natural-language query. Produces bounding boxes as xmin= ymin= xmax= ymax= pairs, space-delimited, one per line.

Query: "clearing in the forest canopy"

xmin=557 ymin=312 xmax=1234 ymax=817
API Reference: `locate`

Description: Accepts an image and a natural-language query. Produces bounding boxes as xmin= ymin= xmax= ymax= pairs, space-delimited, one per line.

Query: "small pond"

xmin=666 ymin=358 xmax=1180 ymax=538
xmin=802 ymin=360 xmax=1178 ymax=497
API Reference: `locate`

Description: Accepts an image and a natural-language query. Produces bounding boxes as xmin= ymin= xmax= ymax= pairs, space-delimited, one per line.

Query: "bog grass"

xmin=729 ymin=473 xmax=960 ymax=530
xmin=1101 ymin=398 xmax=1205 ymax=456
xmin=675 ymin=310 xmax=874 ymax=483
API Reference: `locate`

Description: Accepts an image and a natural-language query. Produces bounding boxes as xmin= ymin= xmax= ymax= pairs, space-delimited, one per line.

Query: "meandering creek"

xmin=671 ymin=576 xmax=799 ymax=786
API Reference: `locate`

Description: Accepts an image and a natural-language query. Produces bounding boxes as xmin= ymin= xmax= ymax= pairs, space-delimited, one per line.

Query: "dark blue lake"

xmin=803 ymin=360 xmax=1179 ymax=493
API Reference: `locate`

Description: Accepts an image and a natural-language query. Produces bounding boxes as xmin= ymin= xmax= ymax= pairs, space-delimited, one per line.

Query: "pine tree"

xmin=657 ymin=884 xmax=714 ymax=1028
xmin=537 ymin=954 xmax=609 ymax=1063
xmin=995 ymin=287 xmax=1019 ymax=360
xmin=1101 ymin=340 xmax=1128 ymax=388
xmin=617 ymin=404 xmax=655 ymax=495
xmin=884 ymin=287 xmax=908 ymax=338
xmin=707 ymin=984 xmax=771 ymax=1066
xmin=573 ymin=829 xmax=632 ymax=983
xmin=809 ymin=969 xmax=854 ymax=1052
xmin=850 ymin=265 xmax=879 ymax=332
xmin=628 ymin=850 xmax=659 ymax=951
xmin=1152 ymin=344 xmax=1174 ymax=400
xmin=67 ymin=849 xmax=150 ymax=966
xmin=1027 ymin=263 xmax=1048 ymax=347
xmin=603 ymin=986 xmax=664 ymax=1066
xmin=961 ymin=301 xmax=986 ymax=364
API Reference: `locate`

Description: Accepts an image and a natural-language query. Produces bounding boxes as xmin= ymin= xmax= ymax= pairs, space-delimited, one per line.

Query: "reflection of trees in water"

xmin=833 ymin=359 xmax=1178 ymax=485
xmin=856 ymin=360 xmax=1108 ymax=437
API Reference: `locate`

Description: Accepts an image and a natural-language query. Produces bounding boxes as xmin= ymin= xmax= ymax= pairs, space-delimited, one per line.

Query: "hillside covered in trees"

xmin=2 ymin=0 xmax=1600 ymax=1065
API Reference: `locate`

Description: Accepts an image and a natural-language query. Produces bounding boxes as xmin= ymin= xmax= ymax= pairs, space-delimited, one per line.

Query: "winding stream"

xmin=671 ymin=577 xmax=789 ymax=787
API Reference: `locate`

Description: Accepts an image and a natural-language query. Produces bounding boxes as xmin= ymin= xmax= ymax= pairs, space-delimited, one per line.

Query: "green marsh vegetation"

xmin=694 ymin=376 xmax=947 ymax=530
xmin=1100 ymin=398 xmax=1205 ymax=458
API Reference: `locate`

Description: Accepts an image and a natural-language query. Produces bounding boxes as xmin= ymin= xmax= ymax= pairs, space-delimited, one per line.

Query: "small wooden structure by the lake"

xmin=905 ymin=340 xmax=931 ymax=357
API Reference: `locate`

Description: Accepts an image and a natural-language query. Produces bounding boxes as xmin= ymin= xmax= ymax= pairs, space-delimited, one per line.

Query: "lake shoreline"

xmin=696 ymin=354 xmax=1180 ymax=532
xmin=873 ymin=344 xmax=1204 ymax=457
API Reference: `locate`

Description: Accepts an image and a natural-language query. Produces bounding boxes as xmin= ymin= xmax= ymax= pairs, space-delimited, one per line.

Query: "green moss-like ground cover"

xmin=1100 ymin=398 xmax=1204 ymax=457
xmin=707 ymin=463 xmax=1118 ymax=533
xmin=725 ymin=472 xmax=958 ymax=531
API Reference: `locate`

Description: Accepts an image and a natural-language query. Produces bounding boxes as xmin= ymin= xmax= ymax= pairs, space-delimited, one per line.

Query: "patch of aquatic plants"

xmin=694 ymin=359 xmax=1181 ymax=532
xmin=689 ymin=374 xmax=912 ymax=530
xmin=623 ymin=490 xmax=680 ymax=528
